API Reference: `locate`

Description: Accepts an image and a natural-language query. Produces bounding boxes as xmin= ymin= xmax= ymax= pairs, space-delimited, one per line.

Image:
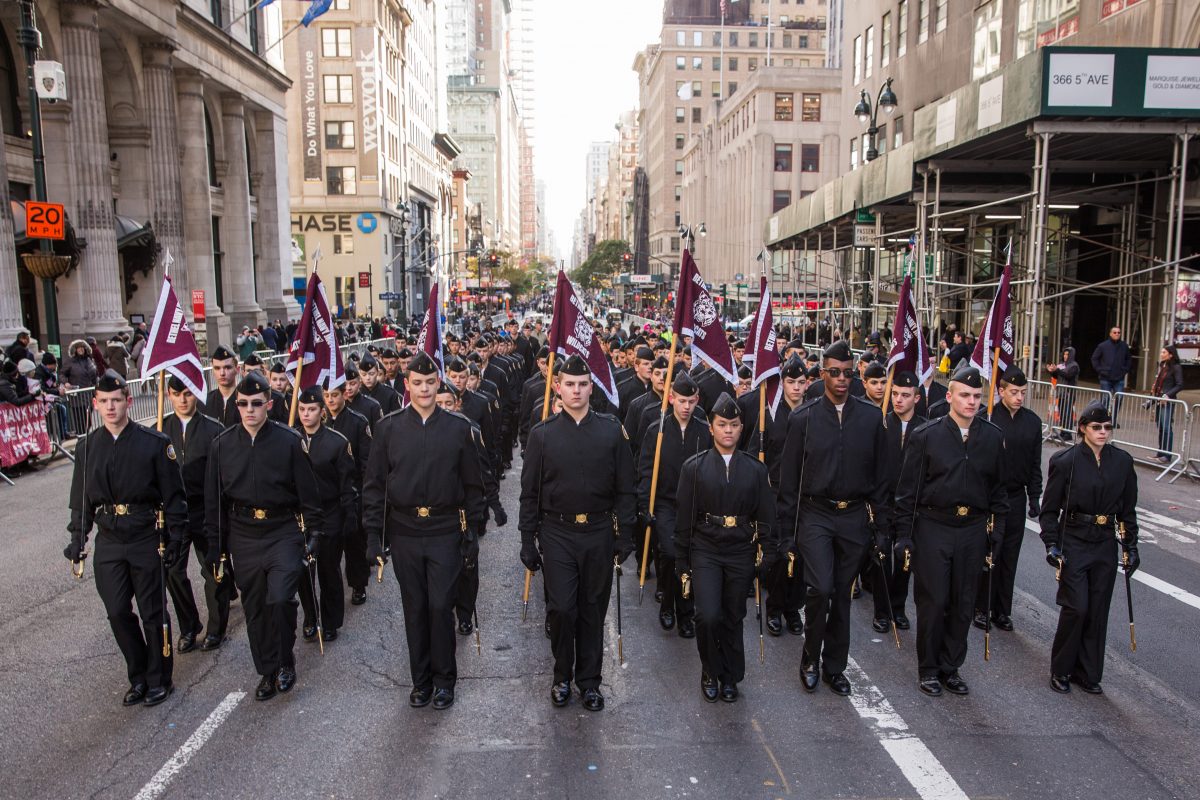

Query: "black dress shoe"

xmin=654 ymin=589 xmax=664 ymax=603
xmin=823 ymin=672 xmax=852 ymax=696
xmin=894 ymin=614 xmax=911 ymax=631
xmin=143 ymin=684 xmax=173 ymax=707
xmin=658 ymin=609 xmax=676 ymax=631
xmin=255 ymin=675 xmax=277 ymax=701
xmin=322 ymin=628 xmax=338 ymax=642
xmin=799 ymin=657 xmax=820 ymax=693
xmin=410 ymin=686 xmax=433 ymax=707
xmin=786 ymin=615 xmax=804 ymax=635
xmin=351 ymin=589 xmax=367 ymax=605
xmin=918 ymin=677 xmax=943 ymax=697
xmin=458 ymin=618 xmax=474 ymax=636
xmin=872 ymin=617 xmax=891 ymax=633
xmin=277 ymin=667 xmax=296 ymax=693
xmin=199 ymin=634 xmax=226 ymax=651
xmin=177 ymin=629 xmax=201 ymax=653
xmin=432 ymin=688 xmax=455 ymax=710
xmin=766 ymin=614 xmax=783 ymax=637
xmin=550 ymin=681 xmax=571 ymax=707
xmin=1072 ymin=676 xmax=1103 ymax=694
xmin=939 ymin=673 xmax=969 ymax=695
xmin=302 ymin=624 xmax=318 ymax=642
xmin=993 ymin=612 xmax=1014 ymax=632
xmin=677 ymin=618 xmax=696 ymax=639
xmin=123 ymin=683 xmax=148 ymax=706
xmin=1050 ymin=675 xmax=1071 ymax=694
xmin=700 ymin=673 xmax=719 ymax=703
xmin=719 ymin=682 xmax=738 ymax=703
xmin=972 ymin=611 xmax=989 ymax=631
xmin=581 ymin=688 xmax=605 ymax=712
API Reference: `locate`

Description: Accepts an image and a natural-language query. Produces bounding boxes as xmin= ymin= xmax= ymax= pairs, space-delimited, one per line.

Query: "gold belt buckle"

xmin=114 ymin=503 xmax=129 ymax=516
xmin=836 ymin=500 xmax=848 ymax=510
xmin=1095 ymin=514 xmax=1108 ymax=526
xmin=253 ymin=508 xmax=267 ymax=520
xmin=575 ymin=513 xmax=588 ymax=524
xmin=723 ymin=516 xmax=737 ymax=528
xmin=956 ymin=506 xmax=969 ymax=517
xmin=417 ymin=507 xmax=431 ymax=518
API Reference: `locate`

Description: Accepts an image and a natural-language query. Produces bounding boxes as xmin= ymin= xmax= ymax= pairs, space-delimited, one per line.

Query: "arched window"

xmin=0 ymin=28 xmax=22 ymax=137
xmin=204 ymin=106 xmax=217 ymax=187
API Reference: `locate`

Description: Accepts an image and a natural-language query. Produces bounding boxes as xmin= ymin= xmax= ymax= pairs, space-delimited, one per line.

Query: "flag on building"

xmin=969 ymin=252 xmax=1015 ymax=380
xmin=286 ymin=272 xmax=344 ymax=389
xmin=745 ymin=275 xmax=782 ymax=415
xmin=674 ymin=248 xmax=736 ymax=383
xmin=301 ymin=0 xmax=333 ymax=27
xmin=547 ymin=270 xmax=619 ymax=407
xmin=139 ymin=276 xmax=206 ymax=398
xmin=886 ymin=274 xmax=933 ymax=385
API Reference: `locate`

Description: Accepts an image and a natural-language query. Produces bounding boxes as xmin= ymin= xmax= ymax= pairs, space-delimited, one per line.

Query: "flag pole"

xmin=222 ymin=0 xmax=271 ymax=34
xmin=880 ymin=366 xmax=894 ymax=419
xmin=265 ymin=19 xmax=304 ymax=54
xmin=156 ymin=371 xmax=166 ymax=432
xmin=639 ymin=333 xmax=678 ymax=603
xmin=757 ymin=383 xmax=766 ymax=463
xmin=988 ymin=346 xmax=1000 ymax=416
xmin=523 ymin=350 xmax=558 ymax=618
xmin=288 ymin=359 xmax=304 ymax=427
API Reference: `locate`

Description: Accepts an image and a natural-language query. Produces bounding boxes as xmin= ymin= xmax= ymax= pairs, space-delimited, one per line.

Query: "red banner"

xmin=0 ymin=398 xmax=51 ymax=467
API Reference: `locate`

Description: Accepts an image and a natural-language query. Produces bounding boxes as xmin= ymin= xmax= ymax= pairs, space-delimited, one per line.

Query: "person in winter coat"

xmin=236 ymin=326 xmax=262 ymax=359
xmin=61 ymin=340 xmax=99 ymax=435
xmin=261 ymin=324 xmax=278 ymax=352
xmin=106 ymin=336 xmax=131 ymax=379
xmin=85 ymin=336 xmax=108 ymax=375
xmin=1151 ymin=345 xmax=1184 ymax=463
xmin=1047 ymin=346 xmax=1080 ymax=439
xmin=5 ymin=329 xmax=32 ymax=364
xmin=0 ymin=360 xmax=35 ymax=405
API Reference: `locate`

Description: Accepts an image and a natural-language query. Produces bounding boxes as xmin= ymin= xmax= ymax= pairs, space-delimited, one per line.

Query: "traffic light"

xmin=621 ymin=251 xmax=633 ymax=267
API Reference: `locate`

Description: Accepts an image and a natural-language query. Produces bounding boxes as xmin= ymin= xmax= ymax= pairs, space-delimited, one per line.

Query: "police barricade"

xmin=1185 ymin=404 xmax=1200 ymax=483
xmin=1104 ymin=389 xmax=1190 ymax=482
xmin=1023 ymin=379 xmax=1059 ymax=440
xmin=1044 ymin=382 xmax=1112 ymax=442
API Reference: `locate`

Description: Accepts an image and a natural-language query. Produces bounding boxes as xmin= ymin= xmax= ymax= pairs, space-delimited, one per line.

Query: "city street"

xmin=2 ymin=445 xmax=1199 ymax=800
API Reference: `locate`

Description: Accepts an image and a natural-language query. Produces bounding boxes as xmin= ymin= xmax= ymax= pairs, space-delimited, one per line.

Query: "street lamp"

xmin=853 ymin=77 xmax=897 ymax=162
xmin=678 ymin=222 xmax=706 ymax=250
xmin=395 ymin=200 xmax=410 ymax=324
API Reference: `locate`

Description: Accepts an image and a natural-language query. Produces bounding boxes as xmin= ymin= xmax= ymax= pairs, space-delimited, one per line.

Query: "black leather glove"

xmin=162 ymin=539 xmax=185 ymax=569
xmin=1046 ymin=544 xmax=1064 ymax=570
xmin=63 ymin=539 xmax=85 ymax=563
xmin=675 ymin=558 xmax=691 ymax=580
xmin=871 ymin=528 xmax=890 ymax=566
xmin=756 ymin=551 xmax=777 ymax=582
xmin=366 ymin=536 xmax=386 ymax=565
xmin=520 ymin=533 xmax=542 ymax=573
xmin=462 ymin=529 xmax=480 ymax=570
xmin=204 ymin=547 xmax=223 ymax=576
xmin=1122 ymin=544 xmax=1140 ymax=576
xmin=305 ymin=531 xmax=324 ymax=560
xmin=893 ymin=536 xmax=913 ymax=569
xmin=491 ymin=502 xmax=508 ymax=528
xmin=614 ymin=536 xmax=636 ymax=566
xmin=1028 ymin=498 xmax=1041 ymax=519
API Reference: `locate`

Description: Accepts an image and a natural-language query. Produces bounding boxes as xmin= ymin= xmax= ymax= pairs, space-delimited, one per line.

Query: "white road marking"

xmin=844 ymin=659 xmax=970 ymax=800
xmin=132 ymin=691 xmax=245 ymax=800
xmin=1135 ymin=508 xmax=1198 ymax=543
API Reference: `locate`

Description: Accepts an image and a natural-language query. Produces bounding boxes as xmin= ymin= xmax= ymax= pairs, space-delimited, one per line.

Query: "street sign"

xmin=853 ymin=224 xmax=875 ymax=248
xmin=358 ymin=271 xmax=371 ymax=288
xmin=855 ymin=208 xmax=876 ymax=224
xmin=26 ymin=201 xmax=65 ymax=240
xmin=191 ymin=289 xmax=206 ymax=322
xmin=734 ymin=272 xmax=744 ymax=282
xmin=630 ymin=274 xmax=651 ymax=284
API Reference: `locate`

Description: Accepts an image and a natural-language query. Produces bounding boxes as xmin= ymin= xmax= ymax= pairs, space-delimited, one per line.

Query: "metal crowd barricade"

xmin=1185 ymin=404 xmax=1200 ymax=483
xmin=1106 ymin=389 xmax=1190 ymax=482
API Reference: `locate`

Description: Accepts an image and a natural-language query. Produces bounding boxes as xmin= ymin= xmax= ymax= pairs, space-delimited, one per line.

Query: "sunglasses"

xmin=1086 ymin=423 xmax=1114 ymax=431
xmin=235 ymin=399 xmax=268 ymax=409
xmin=822 ymin=367 xmax=853 ymax=378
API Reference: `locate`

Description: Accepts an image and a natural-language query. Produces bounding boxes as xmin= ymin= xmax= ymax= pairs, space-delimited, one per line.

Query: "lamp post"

xmin=395 ymin=201 xmax=411 ymax=325
xmin=853 ymin=78 xmax=897 ymax=162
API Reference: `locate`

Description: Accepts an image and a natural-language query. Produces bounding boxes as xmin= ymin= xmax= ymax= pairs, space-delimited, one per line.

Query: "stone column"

xmin=218 ymin=93 xmax=262 ymax=331
xmin=0 ymin=127 xmax=25 ymax=342
xmin=59 ymin=0 xmax=126 ymax=338
xmin=252 ymin=109 xmax=300 ymax=324
xmin=141 ymin=39 xmax=186 ymax=295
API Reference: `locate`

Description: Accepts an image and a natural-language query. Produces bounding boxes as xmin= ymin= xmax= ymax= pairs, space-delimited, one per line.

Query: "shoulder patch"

xmin=166 ymin=443 xmax=177 ymax=461
xmin=621 ymin=424 xmax=630 ymax=440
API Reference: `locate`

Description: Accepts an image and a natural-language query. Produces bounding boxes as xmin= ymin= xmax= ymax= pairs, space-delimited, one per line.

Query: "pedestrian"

xmin=261 ymin=324 xmax=278 ymax=352
xmin=1150 ymin=345 xmax=1183 ymax=463
xmin=1039 ymin=402 xmax=1139 ymax=694
xmin=362 ymin=353 xmax=486 ymax=710
xmin=675 ymin=392 xmax=777 ymax=702
xmin=893 ymin=365 xmax=1009 ymax=697
xmin=1046 ymin=346 xmax=1080 ymax=439
xmin=106 ymin=336 xmax=131 ymax=379
xmin=64 ymin=371 xmax=188 ymax=707
xmin=519 ymin=354 xmax=637 ymax=711
xmin=61 ymin=339 xmax=99 ymax=434
xmin=5 ymin=328 xmax=32 ymax=363
xmin=1091 ymin=326 xmax=1132 ymax=425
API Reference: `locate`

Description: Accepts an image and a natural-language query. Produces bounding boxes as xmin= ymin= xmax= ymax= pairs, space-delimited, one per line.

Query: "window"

xmin=853 ymin=35 xmax=862 ymax=83
xmin=204 ymin=107 xmax=217 ymax=187
xmin=674 ymin=211 xmax=681 ymax=226
xmin=333 ymin=233 xmax=354 ymax=254
xmin=713 ymin=56 xmax=721 ymax=70
xmin=772 ymin=190 xmax=792 ymax=213
xmin=676 ymin=56 xmax=686 ymax=70
xmin=851 ymin=138 xmax=859 ymax=169
xmin=972 ymin=0 xmax=1003 ymax=79
xmin=881 ymin=12 xmax=892 ymax=66
xmin=898 ymin=0 xmax=909 ymax=55
xmin=783 ymin=33 xmax=793 ymax=48
xmin=749 ymin=57 xmax=758 ymax=71
xmin=322 ymin=28 xmax=351 ymax=58
xmin=918 ymin=0 xmax=929 ymax=43
xmin=693 ymin=56 xmax=703 ymax=69
xmin=674 ymin=185 xmax=682 ymax=200
xmin=211 ymin=216 xmax=223 ymax=308
xmin=248 ymin=6 xmax=260 ymax=54
xmin=750 ymin=33 xmax=758 ymax=47
xmin=326 ymin=166 xmax=357 ymax=195
xmin=728 ymin=81 xmax=737 ymax=95
xmin=676 ymin=31 xmax=686 ymax=46
xmin=877 ymin=124 xmax=887 ymax=155
xmin=693 ymin=31 xmax=703 ymax=46
xmin=865 ymin=26 xmax=874 ymax=78
xmin=774 ymin=143 xmax=793 ymax=172
xmin=332 ymin=0 xmax=350 ymax=8
xmin=671 ymin=236 xmax=681 ymax=253
xmin=323 ymin=74 xmax=353 ymax=103
xmin=801 ymin=93 xmax=821 ymax=121
xmin=799 ymin=34 xmax=809 ymax=48
xmin=692 ymin=80 xmax=702 ymax=97
xmin=325 ymin=120 xmax=354 ymax=149
xmin=712 ymin=31 xmax=721 ymax=46
xmin=774 ymin=92 xmax=794 ymax=121
xmin=209 ymin=0 xmax=221 ymax=26
xmin=801 ymin=144 xmax=820 ymax=172
xmin=675 ymin=134 xmax=685 ymax=150
xmin=935 ymin=0 xmax=948 ymax=32
xmin=727 ymin=32 xmax=738 ymax=47
xmin=674 ymin=160 xmax=683 ymax=175
xmin=675 ymin=107 xmax=686 ymax=122
xmin=728 ymin=57 xmax=738 ymax=71
xmin=893 ymin=116 xmax=904 ymax=148
xmin=692 ymin=107 xmax=701 ymax=123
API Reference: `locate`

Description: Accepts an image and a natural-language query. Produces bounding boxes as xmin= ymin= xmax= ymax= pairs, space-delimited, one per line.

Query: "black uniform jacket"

xmin=676 ymin=448 xmax=778 ymax=555
xmin=300 ymin=425 xmax=358 ymax=536
xmin=986 ymin=403 xmax=1043 ymax=500
xmin=637 ymin=414 xmax=713 ymax=513
xmin=1038 ymin=443 xmax=1138 ymax=546
xmin=162 ymin=412 xmax=223 ymax=534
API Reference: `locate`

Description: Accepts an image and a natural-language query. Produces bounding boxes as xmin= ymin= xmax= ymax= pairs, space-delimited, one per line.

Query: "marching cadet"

xmin=862 ymin=361 xmax=888 ymax=406
xmin=676 ymin=393 xmax=778 ymax=702
xmin=204 ymin=345 xmax=241 ymax=426
xmin=448 ymin=357 xmax=502 ymax=482
xmin=395 ymin=348 xmax=414 ymax=387
xmin=294 ymin=386 xmax=357 ymax=642
xmin=325 ymin=380 xmax=372 ymax=606
xmin=1039 ymin=402 xmax=1139 ymax=695
xmin=734 ymin=365 xmax=753 ymax=397
xmin=380 ymin=349 xmax=401 ymax=385
xmin=517 ymin=347 xmax=551 ymax=453
xmin=694 ymin=361 xmax=733 ymax=415
xmin=363 ymin=353 xmax=487 ymax=710
xmin=894 ymin=365 xmax=1008 ymax=697
xmin=358 ymin=354 xmax=401 ymax=415
xmin=65 ymin=371 xmax=188 ymax=707
xmin=162 ymin=375 xmax=230 ymax=653
xmin=975 ymin=366 xmax=1042 ymax=633
xmin=519 ymin=355 xmax=637 ymax=711
xmin=343 ymin=362 xmax=382 ymax=430
xmin=241 ymin=354 xmax=288 ymax=423
xmin=625 ymin=355 xmax=670 ymax=459
xmin=777 ymin=341 xmax=890 ymax=697
xmin=639 ymin=371 xmax=711 ymax=637
xmin=617 ymin=345 xmax=654 ymax=420
xmin=205 ymin=372 xmax=325 ymax=701
xmin=268 ymin=362 xmax=294 ymax=409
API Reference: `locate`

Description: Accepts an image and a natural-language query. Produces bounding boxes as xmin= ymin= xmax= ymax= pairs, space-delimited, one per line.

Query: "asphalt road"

xmin=2 ymin=441 xmax=1199 ymax=800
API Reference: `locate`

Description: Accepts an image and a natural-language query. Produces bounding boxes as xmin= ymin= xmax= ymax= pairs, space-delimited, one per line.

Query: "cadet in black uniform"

xmin=517 ymin=347 xmax=551 ymax=453
xmin=65 ymin=372 xmax=188 ymax=707
xmin=242 ymin=354 xmax=289 ymax=423
xmin=625 ymin=355 xmax=669 ymax=457
xmin=204 ymin=345 xmax=241 ymax=427
xmin=162 ymin=376 xmax=229 ymax=653
xmin=975 ymin=366 xmax=1042 ymax=632
xmin=676 ymin=393 xmax=778 ymax=702
xmin=294 ymin=386 xmax=357 ymax=642
xmin=519 ymin=355 xmax=637 ymax=711
xmin=875 ymin=371 xmax=926 ymax=631
xmin=448 ymin=357 xmax=502 ymax=482
xmin=777 ymin=341 xmax=890 ymax=697
xmin=359 ymin=354 xmax=401 ymax=415
xmin=894 ymin=365 xmax=1009 ymax=697
xmin=363 ymin=353 xmax=487 ymax=710
xmin=325 ymin=380 xmax=372 ymax=605
xmin=205 ymin=372 xmax=325 ymax=701
xmin=343 ymin=362 xmax=382 ymax=430
xmin=639 ymin=371 xmax=711 ymax=637
xmin=268 ymin=362 xmax=294 ymax=410
xmin=616 ymin=345 xmax=653 ymax=421
xmin=1039 ymin=402 xmax=1139 ymax=694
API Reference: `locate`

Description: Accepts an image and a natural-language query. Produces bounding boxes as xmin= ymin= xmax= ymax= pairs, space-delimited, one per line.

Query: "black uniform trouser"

xmin=455 ymin=524 xmax=483 ymax=623
xmin=634 ymin=511 xmax=656 ymax=579
xmin=797 ymin=503 xmax=869 ymax=674
xmin=913 ymin=515 xmax=988 ymax=679
xmin=390 ymin=529 xmax=462 ymax=691
xmin=766 ymin=550 xmax=805 ymax=620
xmin=655 ymin=507 xmax=693 ymax=621
xmin=1051 ymin=530 xmax=1117 ymax=684
xmin=540 ymin=522 xmax=614 ymax=690
xmin=229 ymin=522 xmax=304 ymax=677
xmin=93 ymin=530 xmax=173 ymax=689
xmin=166 ymin=522 xmax=234 ymax=639
xmin=343 ymin=498 xmax=368 ymax=591
xmin=976 ymin=490 xmax=1027 ymax=618
xmin=299 ymin=525 xmax=346 ymax=633
xmin=691 ymin=542 xmax=755 ymax=684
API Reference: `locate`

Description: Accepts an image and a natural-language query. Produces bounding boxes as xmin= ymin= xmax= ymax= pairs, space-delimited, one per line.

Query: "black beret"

xmin=806 ymin=365 xmax=822 ymax=380
xmin=805 ymin=353 xmax=820 ymax=363
xmin=737 ymin=364 xmax=752 ymax=380
xmin=655 ymin=337 xmax=671 ymax=349
xmin=467 ymin=363 xmax=481 ymax=376
xmin=949 ymin=364 xmax=983 ymax=388
xmin=344 ymin=363 xmax=360 ymax=380
xmin=711 ymin=392 xmax=742 ymax=420
xmin=867 ymin=331 xmax=883 ymax=345
xmin=681 ymin=345 xmax=692 ymax=356
xmin=466 ymin=352 xmax=482 ymax=364
xmin=366 ymin=344 xmax=380 ymax=353
xmin=1078 ymin=402 xmax=1112 ymax=428
xmin=236 ymin=372 xmax=270 ymax=396
xmin=348 ymin=352 xmax=361 ymax=363
xmin=96 ymin=370 xmax=127 ymax=392
xmin=397 ymin=348 xmax=413 ymax=359
xmin=537 ymin=346 xmax=551 ymax=360
xmin=858 ymin=351 xmax=876 ymax=363
xmin=559 ymin=354 xmax=591 ymax=376
xmin=786 ymin=338 xmax=806 ymax=351
xmin=359 ymin=354 xmax=379 ymax=369
xmin=269 ymin=362 xmax=286 ymax=374
xmin=211 ymin=345 xmax=235 ymax=362
xmin=436 ymin=381 xmax=458 ymax=397
xmin=999 ymin=365 xmax=1027 ymax=386
xmin=408 ymin=352 xmax=438 ymax=375
xmin=733 ymin=339 xmax=746 ymax=349
xmin=635 ymin=346 xmax=655 ymax=361
xmin=651 ymin=356 xmax=670 ymax=370
xmin=167 ymin=375 xmax=189 ymax=393
xmin=671 ymin=371 xmax=699 ymax=397
xmin=243 ymin=353 xmax=264 ymax=367
xmin=823 ymin=341 xmax=853 ymax=362
xmin=780 ymin=354 xmax=806 ymax=380
xmin=893 ymin=370 xmax=920 ymax=388
xmin=864 ymin=361 xmax=887 ymax=380
xmin=298 ymin=385 xmax=324 ymax=406
xmin=381 ymin=349 xmax=398 ymax=359
xmin=446 ymin=356 xmax=467 ymax=372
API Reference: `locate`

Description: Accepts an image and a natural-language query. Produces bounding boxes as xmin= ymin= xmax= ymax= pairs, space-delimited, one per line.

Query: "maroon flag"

xmin=415 ymin=282 xmax=444 ymax=378
xmin=674 ymin=248 xmax=736 ymax=383
xmin=969 ymin=257 xmax=1014 ymax=379
xmin=886 ymin=274 xmax=933 ymax=385
xmin=745 ymin=276 xmax=781 ymax=415
xmin=140 ymin=276 xmax=206 ymax=398
xmin=286 ymin=272 xmax=345 ymax=389
xmin=547 ymin=270 xmax=619 ymax=407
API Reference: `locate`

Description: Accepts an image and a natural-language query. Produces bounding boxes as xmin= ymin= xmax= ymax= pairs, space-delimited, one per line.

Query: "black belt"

xmin=97 ymin=503 xmax=155 ymax=517
xmin=803 ymin=496 xmax=864 ymax=512
xmin=231 ymin=504 xmax=298 ymax=521
xmin=541 ymin=511 xmax=610 ymax=525
xmin=397 ymin=505 xmax=461 ymax=519
xmin=703 ymin=513 xmax=752 ymax=528
xmin=1067 ymin=512 xmax=1116 ymax=527
xmin=921 ymin=504 xmax=987 ymax=522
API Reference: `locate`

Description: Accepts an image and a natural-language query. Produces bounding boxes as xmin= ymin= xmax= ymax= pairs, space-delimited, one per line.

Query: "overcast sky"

xmin=532 ymin=0 xmax=662 ymax=263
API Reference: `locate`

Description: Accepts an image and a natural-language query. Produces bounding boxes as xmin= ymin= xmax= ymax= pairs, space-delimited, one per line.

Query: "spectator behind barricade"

xmin=1150 ymin=345 xmax=1183 ymax=464
xmin=261 ymin=322 xmax=278 ymax=352
xmin=61 ymin=339 xmax=98 ymax=391
xmin=85 ymin=336 xmax=108 ymax=375
xmin=0 ymin=360 xmax=35 ymax=405
xmin=236 ymin=325 xmax=262 ymax=359
xmin=1046 ymin=346 xmax=1080 ymax=440
xmin=34 ymin=353 xmax=61 ymax=396
xmin=128 ymin=327 xmax=147 ymax=379
xmin=1091 ymin=325 xmax=1133 ymax=426
xmin=945 ymin=330 xmax=972 ymax=371
xmin=106 ymin=335 xmax=131 ymax=378
xmin=5 ymin=328 xmax=32 ymax=363
xmin=16 ymin=359 xmax=41 ymax=398
xmin=273 ymin=320 xmax=287 ymax=352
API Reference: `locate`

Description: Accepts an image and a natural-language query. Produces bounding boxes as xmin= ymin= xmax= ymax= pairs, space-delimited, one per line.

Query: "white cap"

xmin=17 ymin=359 xmax=35 ymax=374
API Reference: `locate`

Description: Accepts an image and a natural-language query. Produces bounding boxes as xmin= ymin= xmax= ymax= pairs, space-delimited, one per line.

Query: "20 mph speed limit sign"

xmin=26 ymin=202 xmax=65 ymax=240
